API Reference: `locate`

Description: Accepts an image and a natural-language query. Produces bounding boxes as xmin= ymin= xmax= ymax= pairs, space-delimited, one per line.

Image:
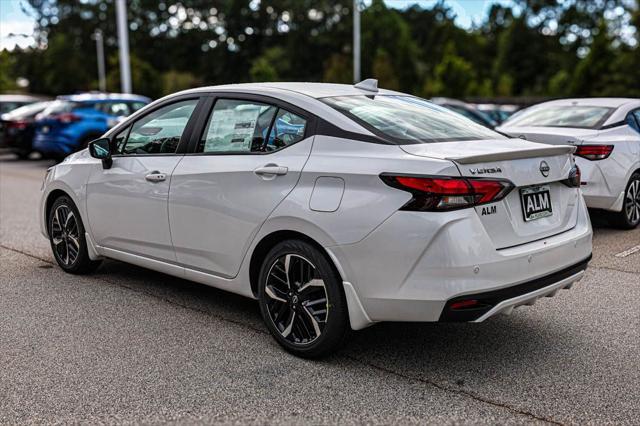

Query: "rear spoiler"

xmin=446 ymin=145 xmax=576 ymax=164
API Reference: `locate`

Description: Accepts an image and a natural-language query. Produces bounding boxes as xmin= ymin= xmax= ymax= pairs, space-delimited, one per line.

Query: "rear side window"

xmin=197 ymin=99 xmax=307 ymax=153
xmin=129 ymin=101 xmax=147 ymax=112
xmin=101 ymin=102 xmax=131 ymax=117
xmin=323 ymin=95 xmax=502 ymax=144
xmin=120 ymin=99 xmax=197 ymax=155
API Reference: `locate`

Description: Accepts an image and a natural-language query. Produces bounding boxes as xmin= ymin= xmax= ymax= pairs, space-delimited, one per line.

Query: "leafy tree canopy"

xmin=2 ymin=0 xmax=638 ymax=99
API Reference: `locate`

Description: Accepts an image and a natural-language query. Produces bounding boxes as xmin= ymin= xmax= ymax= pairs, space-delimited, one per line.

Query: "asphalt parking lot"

xmin=1 ymin=154 xmax=639 ymax=425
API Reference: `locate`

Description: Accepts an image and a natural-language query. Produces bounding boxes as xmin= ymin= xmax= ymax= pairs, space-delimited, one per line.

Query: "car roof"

xmin=0 ymin=94 xmax=49 ymax=102
xmin=106 ymin=82 xmax=408 ymax=140
xmin=57 ymin=92 xmax=151 ymax=103
xmin=176 ymin=82 xmax=405 ymax=99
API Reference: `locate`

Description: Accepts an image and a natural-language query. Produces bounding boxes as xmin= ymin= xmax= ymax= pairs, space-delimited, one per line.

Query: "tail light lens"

xmin=7 ymin=119 xmax=29 ymax=130
xmin=562 ymin=164 xmax=581 ymax=188
xmin=575 ymin=145 xmax=613 ymax=160
xmin=380 ymin=174 xmax=515 ymax=211
xmin=53 ymin=112 xmax=81 ymax=124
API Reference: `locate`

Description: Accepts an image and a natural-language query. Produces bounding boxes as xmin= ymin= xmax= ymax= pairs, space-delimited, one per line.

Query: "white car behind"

xmin=498 ymin=98 xmax=640 ymax=228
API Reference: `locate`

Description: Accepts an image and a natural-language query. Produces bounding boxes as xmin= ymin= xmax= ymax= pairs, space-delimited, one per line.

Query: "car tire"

xmin=48 ymin=195 xmax=102 ymax=274
xmin=15 ymin=149 xmax=31 ymax=160
xmin=610 ymin=172 xmax=640 ymax=229
xmin=258 ymin=239 xmax=350 ymax=358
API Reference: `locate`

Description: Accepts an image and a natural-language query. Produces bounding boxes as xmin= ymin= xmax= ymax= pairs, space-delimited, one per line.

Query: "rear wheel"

xmin=610 ymin=172 xmax=640 ymax=229
xmin=258 ymin=240 xmax=350 ymax=358
xmin=48 ymin=196 xmax=102 ymax=274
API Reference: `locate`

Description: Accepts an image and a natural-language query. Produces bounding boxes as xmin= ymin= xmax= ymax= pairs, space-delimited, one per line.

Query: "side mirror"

xmin=88 ymin=137 xmax=113 ymax=169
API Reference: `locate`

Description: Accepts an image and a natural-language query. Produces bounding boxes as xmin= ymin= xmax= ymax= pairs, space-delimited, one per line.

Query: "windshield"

xmin=322 ymin=95 xmax=504 ymax=143
xmin=504 ymin=105 xmax=614 ymax=129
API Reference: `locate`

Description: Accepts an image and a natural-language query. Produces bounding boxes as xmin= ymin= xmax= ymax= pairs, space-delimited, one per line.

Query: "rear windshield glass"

xmin=41 ymin=100 xmax=79 ymax=116
xmin=505 ymin=105 xmax=614 ymax=129
xmin=322 ymin=95 xmax=504 ymax=143
xmin=2 ymin=101 xmax=49 ymax=119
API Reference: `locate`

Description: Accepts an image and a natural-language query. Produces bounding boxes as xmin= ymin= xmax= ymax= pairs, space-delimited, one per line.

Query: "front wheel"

xmin=610 ymin=172 xmax=640 ymax=229
xmin=48 ymin=196 xmax=102 ymax=274
xmin=258 ymin=240 xmax=350 ymax=358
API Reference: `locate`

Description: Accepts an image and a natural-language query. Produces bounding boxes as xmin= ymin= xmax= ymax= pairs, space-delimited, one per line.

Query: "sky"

xmin=0 ymin=0 xmax=512 ymax=51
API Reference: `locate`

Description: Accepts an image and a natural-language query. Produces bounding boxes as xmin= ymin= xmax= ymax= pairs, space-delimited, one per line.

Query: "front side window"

xmin=505 ymin=105 xmax=614 ymax=129
xmin=121 ymin=99 xmax=197 ymax=155
xmin=113 ymin=125 xmax=130 ymax=153
xmin=631 ymin=110 xmax=640 ymax=133
xmin=323 ymin=95 xmax=502 ymax=144
xmin=198 ymin=99 xmax=308 ymax=153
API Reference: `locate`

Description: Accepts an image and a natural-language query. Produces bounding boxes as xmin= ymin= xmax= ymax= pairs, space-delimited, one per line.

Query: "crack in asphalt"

xmin=1 ymin=243 xmax=564 ymax=424
xmin=346 ymin=355 xmax=563 ymax=425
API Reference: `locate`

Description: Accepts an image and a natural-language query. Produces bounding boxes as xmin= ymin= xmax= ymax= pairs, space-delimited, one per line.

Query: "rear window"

xmin=2 ymin=101 xmax=50 ymax=119
xmin=505 ymin=105 xmax=614 ymax=129
xmin=40 ymin=100 xmax=79 ymax=116
xmin=322 ymin=95 xmax=503 ymax=144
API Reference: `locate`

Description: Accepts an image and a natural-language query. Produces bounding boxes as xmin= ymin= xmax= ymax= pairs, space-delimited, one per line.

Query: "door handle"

xmin=145 ymin=171 xmax=167 ymax=182
xmin=254 ymin=165 xmax=288 ymax=176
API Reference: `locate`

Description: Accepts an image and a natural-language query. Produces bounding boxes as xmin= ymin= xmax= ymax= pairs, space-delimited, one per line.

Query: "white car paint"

xmin=498 ymin=98 xmax=640 ymax=215
xmin=40 ymin=83 xmax=592 ymax=332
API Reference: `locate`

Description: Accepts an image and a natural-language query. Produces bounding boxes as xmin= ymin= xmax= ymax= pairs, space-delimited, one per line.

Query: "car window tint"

xmin=324 ymin=95 xmax=502 ymax=143
xmin=505 ymin=105 xmax=614 ymax=129
xmin=129 ymin=101 xmax=147 ymax=112
xmin=73 ymin=102 xmax=98 ymax=112
xmin=198 ymin=99 xmax=277 ymax=153
xmin=121 ymin=99 xmax=197 ymax=155
xmin=113 ymin=125 xmax=131 ymax=153
xmin=265 ymin=109 xmax=307 ymax=152
xmin=632 ymin=110 xmax=640 ymax=133
xmin=104 ymin=102 xmax=130 ymax=117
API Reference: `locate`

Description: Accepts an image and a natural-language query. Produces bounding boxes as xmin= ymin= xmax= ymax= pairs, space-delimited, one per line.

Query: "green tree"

xmin=249 ymin=47 xmax=289 ymax=82
xmin=0 ymin=50 xmax=18 ymax=92
xmin=323 ymin=53 xmax=352 ymax=84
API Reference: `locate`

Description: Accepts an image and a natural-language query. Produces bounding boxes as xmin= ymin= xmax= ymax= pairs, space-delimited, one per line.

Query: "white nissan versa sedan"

xmin=498 ymin=98 xmax=640 ymax=229
xmin=40 ymin=81 xmax=592 ymax=357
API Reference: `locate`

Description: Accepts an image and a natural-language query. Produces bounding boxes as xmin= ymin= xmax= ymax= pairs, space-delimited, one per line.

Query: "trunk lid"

xmin=496 ymin=125 xmax=599 ymax=145
xmin=400 ymin=139 xmax=580 ymax=248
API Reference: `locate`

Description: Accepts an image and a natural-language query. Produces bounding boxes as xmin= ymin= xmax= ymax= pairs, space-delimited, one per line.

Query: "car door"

xmin=85 ymin=98 xmax=200 ymax=261
xmin=169 ymin=96 xmax=314 ymax=277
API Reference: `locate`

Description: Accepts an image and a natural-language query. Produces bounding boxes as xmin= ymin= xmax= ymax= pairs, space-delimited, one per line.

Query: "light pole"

xmin=353 ymin=0 xmax=361 ymax=83
xmin=93 ymin=29 xmax=106 ymax=92
xmin=115 ymin=0 xmax=132 ymax=93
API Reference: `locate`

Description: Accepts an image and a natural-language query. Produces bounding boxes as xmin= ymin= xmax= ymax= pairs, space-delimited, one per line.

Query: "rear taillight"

xmin=380 ymin=174 xmax=515 ymax=211
xmin=7 ymin=120 xmax=29 ymax=130
xmin=53 ymin=112 xmax=81 ymax=124
xmin=575 ymin=145 xmax=613 ymax=161
xmin=562 ymin=164 xmax=581 ymax=188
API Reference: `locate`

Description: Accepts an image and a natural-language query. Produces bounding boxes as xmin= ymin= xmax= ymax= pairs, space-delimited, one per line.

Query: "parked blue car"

xmin=33 ymin=93 xmax=151 ymax=159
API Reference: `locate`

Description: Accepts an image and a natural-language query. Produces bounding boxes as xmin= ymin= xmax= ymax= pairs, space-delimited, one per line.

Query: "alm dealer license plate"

xmin=520 ymin=185 xmax=552 ymax=221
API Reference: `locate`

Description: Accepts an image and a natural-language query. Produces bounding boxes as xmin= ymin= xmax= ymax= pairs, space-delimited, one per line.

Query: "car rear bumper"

xmin=439 ymin=255 xmax=590 ymax=322
xmin=328 ymin=194 xmax=593 ymax=328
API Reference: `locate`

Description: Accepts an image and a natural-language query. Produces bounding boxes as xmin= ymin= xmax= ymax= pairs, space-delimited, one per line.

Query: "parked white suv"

xmin=498 ymin=98 xmax=640 ymax=228
xmin=40 ymin=82 xmax=593 ymax=357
